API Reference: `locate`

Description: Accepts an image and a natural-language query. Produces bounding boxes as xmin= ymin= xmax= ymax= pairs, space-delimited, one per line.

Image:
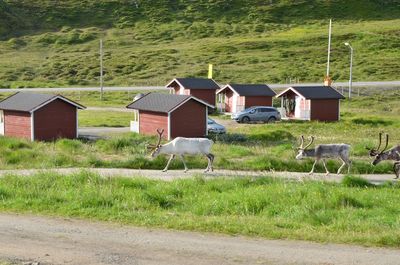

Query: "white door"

xmin=0 ymin=110 xmax=4 ymax=135
xmin=232 ymin=95 xmax=238 ymax=113
xmin=294 ymin=96 xmax=302 ymax=118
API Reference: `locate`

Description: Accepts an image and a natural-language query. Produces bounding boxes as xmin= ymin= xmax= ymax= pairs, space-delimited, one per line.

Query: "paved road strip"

xmin=1 ymin=81 xmax=399 ymax=93
xmin=0 ymin=168 xmax=396 ymax=184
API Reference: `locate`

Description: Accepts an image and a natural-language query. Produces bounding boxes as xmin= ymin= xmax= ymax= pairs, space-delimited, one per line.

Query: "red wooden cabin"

xmin=216 ymin=84 xmax=276 ymax=113
xmin=165 ymin=78 xmax=220 ymax=107
xmin=0 ymin=92 xmax=85 ymax=141
xmin=275 ymin=86 xmax=345 ymax=121
xmin=127 ymin=93 xmax=214 ymax=140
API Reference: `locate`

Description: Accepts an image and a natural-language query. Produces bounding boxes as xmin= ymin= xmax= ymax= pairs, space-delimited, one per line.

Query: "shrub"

xmin=341 ymin=175 xmax=375 ymax=188
xmin=248 ymin=130 xmax=294 ymax=143
xmin=36 ymin=33 xmax=58 ymax=44
xmin=142 ymin=186 xmax=183 ymax=209
xmin=56 ymin=139 xmax=83 ymax=152
xmin=210 ymin=133 xmax=247 ymax=143
xmin=335 ymin=194 xmax=365 ymax=208
xmin=8 ymin=38 xmax=26 ymax=49
xmin=1 ymin=137 xmax=31 ymax=150
xmin=351 ymin=118 xmax=393 ymax=126
xmin=95 ymin=134 xmax=150 ymax=152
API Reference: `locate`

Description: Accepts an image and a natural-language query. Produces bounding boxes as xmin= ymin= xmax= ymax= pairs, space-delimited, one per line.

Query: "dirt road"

xmin=0 ymin=213 xmax=399 ymax=265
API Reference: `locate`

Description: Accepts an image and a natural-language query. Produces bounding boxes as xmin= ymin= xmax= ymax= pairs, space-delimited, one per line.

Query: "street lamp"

xmin=344 ymin=42 xmax=353 ymax=98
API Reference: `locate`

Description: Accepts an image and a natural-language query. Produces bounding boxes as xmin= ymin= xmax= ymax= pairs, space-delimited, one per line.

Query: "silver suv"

xmin=231 ymin=106 xmax=281 ymax=123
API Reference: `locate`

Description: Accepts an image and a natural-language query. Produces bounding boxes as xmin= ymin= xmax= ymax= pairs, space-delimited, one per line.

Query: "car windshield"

xmin=207 ymin=119 xmax=215 ymax=124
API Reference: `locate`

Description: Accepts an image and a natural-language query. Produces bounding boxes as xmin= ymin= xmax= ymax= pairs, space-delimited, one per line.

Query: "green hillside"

xmin=0 ymin=0 xmax=399 ymax=87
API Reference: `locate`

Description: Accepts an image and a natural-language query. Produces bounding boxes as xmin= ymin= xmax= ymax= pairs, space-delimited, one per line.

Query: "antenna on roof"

xmin=324 ymin=19 xmax=333 ymax=86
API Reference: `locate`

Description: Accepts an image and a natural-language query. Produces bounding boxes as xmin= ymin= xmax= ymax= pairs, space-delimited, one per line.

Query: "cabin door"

xmin=294 ymin=96 xmax=302 ymax=118
xmin=0 ymin=110 xmax=4 ymax=135
xmin=232 ymin=95 xmax=238 ymax=113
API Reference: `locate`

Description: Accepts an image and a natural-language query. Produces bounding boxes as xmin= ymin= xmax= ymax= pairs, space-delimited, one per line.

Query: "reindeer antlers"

xmin=156 ymin=129 xmax=164 ymax=147
xmin=381 ymin=133 xmax=389 ymax=154
xmin=146 ymin=129 xmax=165 ymax=151
xmin=298 ymin=135 xmax=315 ymax=150
xmin=304 ymin=136 xmax=315 ymax=149
xmin=367 ymin=132 xmax=389 ymax=156
xmin=298 ymin=135 xmax=305 ymax=149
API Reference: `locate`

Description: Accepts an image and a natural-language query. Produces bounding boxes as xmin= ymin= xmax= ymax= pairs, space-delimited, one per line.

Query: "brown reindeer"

xmin=367 ymin=133 xmax=400 ymax=179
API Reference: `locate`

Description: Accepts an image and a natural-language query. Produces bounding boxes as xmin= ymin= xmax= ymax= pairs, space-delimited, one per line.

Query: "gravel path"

xmin=0 ymin=213 xmax=399 ymax=265
xmin=0 ymin=168 xmax=396 ymax=184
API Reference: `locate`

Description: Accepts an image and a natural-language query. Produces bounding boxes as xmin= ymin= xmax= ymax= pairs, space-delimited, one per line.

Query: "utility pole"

xmin=324 ymin=19 xmax=333 ymax=86
xmin=344 ymin=42 xmax=353 ymax=99
xmin=100 ymin=39 xmax=104 ymax=100
xmin=327 ymin=19 xmax=332 ymax=78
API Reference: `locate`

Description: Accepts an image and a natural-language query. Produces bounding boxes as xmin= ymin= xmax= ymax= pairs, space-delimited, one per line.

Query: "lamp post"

xmin=100 ymin=39 xmax=104 ymax=101
xmin=344 ymin=42 xmax=353 ymax=98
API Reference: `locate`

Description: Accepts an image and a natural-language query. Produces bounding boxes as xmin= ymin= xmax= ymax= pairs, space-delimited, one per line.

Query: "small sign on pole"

xmin=208 ymin=64 xmax=213 ymax=79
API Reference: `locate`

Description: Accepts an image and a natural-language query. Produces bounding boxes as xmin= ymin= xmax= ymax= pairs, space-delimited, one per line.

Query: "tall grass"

xmin=0 ymin=132 xmax=393 ymax=173
xmin=1 ymin=172 xmax=400 ymax=247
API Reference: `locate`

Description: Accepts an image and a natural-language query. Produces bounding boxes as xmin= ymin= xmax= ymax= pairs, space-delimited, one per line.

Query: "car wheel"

xmin=241 ymin=116 xmax=250 ymax=123
xmin=268 ymin=117 xmax=277 ymax=123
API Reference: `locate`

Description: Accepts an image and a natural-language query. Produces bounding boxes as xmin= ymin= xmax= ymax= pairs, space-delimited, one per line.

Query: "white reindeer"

xmin=296 ymin=136 xmax=351 ymax=175
xmin=148 ymin=129 xmax=214 ymax=173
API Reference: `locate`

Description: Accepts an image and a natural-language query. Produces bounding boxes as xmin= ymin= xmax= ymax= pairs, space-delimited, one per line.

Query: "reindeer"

xmin=367 ymin=133 xmax=400 ymax=179
xmin=296 ymin=136 xmax=351 ymax=175
xmin=147 ymin=129 xmax=215 ymax=173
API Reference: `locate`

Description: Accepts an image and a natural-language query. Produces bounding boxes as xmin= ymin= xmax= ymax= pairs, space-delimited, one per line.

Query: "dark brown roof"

xmin=276 ymin=86 xmax=345 ymax=99
xmin=220 ymin=84 xmax=276 ymax=96
xmin=0 ymin=92 xmax=86 ymax=112
xmin=167 ymin=78 xmax=220 ymax=90
xmin=126 ymin=93 xmax=213 ymax=113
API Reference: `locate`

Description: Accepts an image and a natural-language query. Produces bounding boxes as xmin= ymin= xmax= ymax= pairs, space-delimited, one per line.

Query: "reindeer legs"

xmin=163 ymin=154 xmax=175 ymax=172
xmin=322 ymin=159 xmax=330 ymax=176
xmin=179 ymin=155 xmax=188 ymax=173
xmin=204 ymin=155 xmax=211 ymax=173
xmin=309 ymin=160 xmax=318 ymax=175
xmin=204 ymin=153 xmax=215 ymax=173
xmin=337 ymin=159 xmax=346 ymax=175
xmin=337 ymin=156 xmax=350 ymax=175
xmin=393 ymin=161 xmax=400 ymax=179
xmin=208 ymin=153 xmax=215 ymax=172
xmin=395 ymin=151 xmax=400 ymax=179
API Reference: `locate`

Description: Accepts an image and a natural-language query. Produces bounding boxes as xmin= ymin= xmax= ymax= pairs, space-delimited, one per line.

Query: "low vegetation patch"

xmin=0 ymin=91 xmax=399 ymax=175
xmin=1 ymin=172 xmax=400 ymax=247
xmin=342 ymin=175 xmax=375 ymax=188
xmin=0 ymin=132 xmax=394 ymax=174
xmin=78 ymin=110 xmax=133 ymax=127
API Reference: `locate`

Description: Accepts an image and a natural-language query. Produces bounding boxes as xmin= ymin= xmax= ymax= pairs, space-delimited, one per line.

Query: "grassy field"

xmin=0 ymin=1 xmax=399 ymax=87
xmin=0 ymin=89 xmax=399 ymax=174
xmin=79 ymin=110 xmax=132 ymax=127
xmin=0 ymin=172 xmax=399 ymax=247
